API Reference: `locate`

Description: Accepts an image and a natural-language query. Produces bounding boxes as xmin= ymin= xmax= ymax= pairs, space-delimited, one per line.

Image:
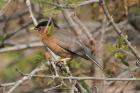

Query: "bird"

xmin=34 ymin=20 xmax=103 ymax=70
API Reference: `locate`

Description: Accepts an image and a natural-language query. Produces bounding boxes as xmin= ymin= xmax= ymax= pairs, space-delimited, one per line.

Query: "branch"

xmin=26 ymin=0 xmax=38 ymax=26
xmin=3 ymin=14 xmax=42 ymax=41
xmin=23 ymin=74 xmax=140 ymax=81
xmin=4 ymin=21 xmax=33 ymax=40
xmin=72 ymin=16 xmax=96 ymax=45
xmin=0 ymin=42 xmax=44 ymax=53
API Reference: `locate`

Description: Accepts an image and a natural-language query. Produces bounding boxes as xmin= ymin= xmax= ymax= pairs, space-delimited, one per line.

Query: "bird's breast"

xmin=41 ymin=35 xmax=71 ymax=58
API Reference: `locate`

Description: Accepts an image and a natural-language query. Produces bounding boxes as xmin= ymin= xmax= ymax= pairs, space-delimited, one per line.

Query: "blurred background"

xmin=0 ymin=0 xmax=140 ymax=93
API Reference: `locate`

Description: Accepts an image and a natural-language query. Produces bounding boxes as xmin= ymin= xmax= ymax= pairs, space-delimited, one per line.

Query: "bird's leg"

xmin=56 ymin=58 xmax=71 ymax=65
xmin=59 ymin=58 xmax=71 ymax=62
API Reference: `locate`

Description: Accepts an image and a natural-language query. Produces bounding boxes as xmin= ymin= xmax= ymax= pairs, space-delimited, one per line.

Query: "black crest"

xmin=35 ymin=20 xmax=59 ymax=29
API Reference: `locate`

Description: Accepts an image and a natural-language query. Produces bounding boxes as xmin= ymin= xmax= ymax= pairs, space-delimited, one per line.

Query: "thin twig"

xmin=77 ymin=0 xmax=99 ymax=7
xmin=44 ymin=84 xmax=63 ymax=92
xmin=92 ymin=86 xmax=98 ymax=93
xmin=50 ymin=61 xmax=59 ymax=77
xmin=70 ymin=80 xmax=77 ymax=93
xmin=72 ymin=16 xmax=96 ymax=45
xmin=4 ymin=21 xmax=33 ymax=40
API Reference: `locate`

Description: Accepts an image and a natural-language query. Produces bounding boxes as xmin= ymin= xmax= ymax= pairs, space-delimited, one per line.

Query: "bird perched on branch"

xmin=34 ymin=20 xmax=103 ymax=70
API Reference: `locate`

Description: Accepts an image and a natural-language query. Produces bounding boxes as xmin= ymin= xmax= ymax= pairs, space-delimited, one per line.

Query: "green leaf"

xmin=114 ymin=52 xmax=126 ymax=59
xmin=114 ymin=52 xmax=129 ymax=66
xmin=47 ymin=23 xmax=55 ymax=37
xmin=118 ymin=35 xmax=128 ymax=49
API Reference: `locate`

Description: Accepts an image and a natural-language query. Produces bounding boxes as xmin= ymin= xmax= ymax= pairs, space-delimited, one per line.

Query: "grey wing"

xmin=54 ymin=29 xmax=89 ymax=59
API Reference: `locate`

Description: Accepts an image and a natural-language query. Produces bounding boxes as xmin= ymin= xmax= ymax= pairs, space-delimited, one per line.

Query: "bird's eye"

xmin=37 ymin=27 xmax=41 ymax=31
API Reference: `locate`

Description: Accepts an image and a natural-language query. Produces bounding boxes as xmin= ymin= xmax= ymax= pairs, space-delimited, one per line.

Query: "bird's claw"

xmin=55 ymin=58 xmax=70 ymax=72
xmin=55 ymin=61 xmax=66 ymax=72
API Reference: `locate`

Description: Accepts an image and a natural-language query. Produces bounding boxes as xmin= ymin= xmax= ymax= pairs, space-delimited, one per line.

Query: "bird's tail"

xmin=85 ymin=54 xmax=103 ymax=70
xmin=76 ymin=40 xmax=104 ymax=70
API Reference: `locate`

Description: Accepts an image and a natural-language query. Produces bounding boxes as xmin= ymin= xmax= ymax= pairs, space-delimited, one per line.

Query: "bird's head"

xmin=34 ymin=20 xmax=59 ymax=36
